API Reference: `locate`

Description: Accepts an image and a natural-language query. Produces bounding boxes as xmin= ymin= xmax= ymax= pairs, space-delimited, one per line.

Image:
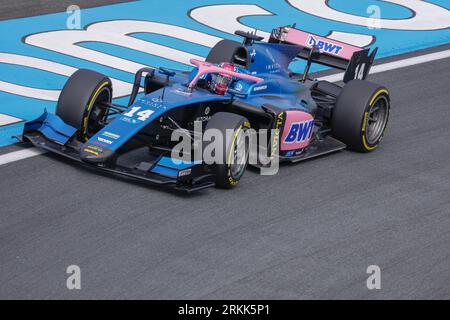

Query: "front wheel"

xmin=56 ymin=69 xmax=113 ymax=141
xmin=331 ymin=80 xmax=390 ymax=153
xmin=204 ymin=112 xmax=251 ymax=189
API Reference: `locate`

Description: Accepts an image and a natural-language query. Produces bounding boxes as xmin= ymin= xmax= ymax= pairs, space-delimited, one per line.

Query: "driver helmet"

xmin=212 ymin=63 xmax=237 ymax=95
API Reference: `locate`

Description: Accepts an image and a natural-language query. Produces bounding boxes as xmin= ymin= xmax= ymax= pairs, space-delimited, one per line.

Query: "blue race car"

xmin=22 ymin=26 xmax=391 ymax=192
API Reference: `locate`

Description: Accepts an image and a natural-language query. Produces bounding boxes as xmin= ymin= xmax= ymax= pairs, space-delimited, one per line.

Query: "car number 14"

xmin=123 ymin=106 xmax=155 ymax=121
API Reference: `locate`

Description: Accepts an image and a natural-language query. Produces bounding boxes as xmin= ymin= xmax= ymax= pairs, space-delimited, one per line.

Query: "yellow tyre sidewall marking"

xmin=82 ymin=81 xmax=110 ymax=140
xmin=227 ymin=122 xmax=250 ymax=187
xmin=362 ymin=89 xmax=389 ymax=151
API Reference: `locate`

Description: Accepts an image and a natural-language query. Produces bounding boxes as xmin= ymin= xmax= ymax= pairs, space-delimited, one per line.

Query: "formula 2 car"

xmin=22 ymin=25 xmax=390 ymax=192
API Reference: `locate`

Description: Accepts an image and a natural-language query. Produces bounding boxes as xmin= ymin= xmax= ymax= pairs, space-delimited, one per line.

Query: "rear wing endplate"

xmin=269 ymin=26 xmax=377 ymax=83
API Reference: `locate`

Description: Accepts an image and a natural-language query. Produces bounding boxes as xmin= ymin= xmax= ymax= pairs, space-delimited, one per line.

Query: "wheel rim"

xmin=86 ymin=87 xmax=111 ymax=138
xmin=365 ymin=95 xmax=389 ymax=145
xmin=230 ymin=128 xmax=249 ymax=180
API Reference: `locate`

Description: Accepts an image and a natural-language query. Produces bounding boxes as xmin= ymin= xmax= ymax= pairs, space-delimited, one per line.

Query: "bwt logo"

xmin=307 ymin=36 xmax=343 ymax=56
xmin=284 ymin=120 xmax=315 ymax=144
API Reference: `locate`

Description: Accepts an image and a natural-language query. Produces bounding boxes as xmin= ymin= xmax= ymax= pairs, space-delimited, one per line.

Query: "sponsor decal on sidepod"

xmin=284 ymin=120 xmax=315 ymax=144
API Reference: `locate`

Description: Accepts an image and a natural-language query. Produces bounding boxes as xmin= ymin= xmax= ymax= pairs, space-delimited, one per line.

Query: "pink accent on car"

xmin=280 ymin=110 xmax=315 ymax=151
xmin=284 ymin=28 xmax=362 ymax=60
xmin=189 ymin=59 xmax=264 ymax=90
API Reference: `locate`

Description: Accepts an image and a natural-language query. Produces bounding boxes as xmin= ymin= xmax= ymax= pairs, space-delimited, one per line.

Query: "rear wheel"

xmin=331 ymin=80 xmax=390 ymax=152
xmin=204 ymin=112 xmax=251 ymax=189
xmin=56 ymin=69 xmax=112 ymax=141
xmin=205 ymin=39 xmax=241 ymax=64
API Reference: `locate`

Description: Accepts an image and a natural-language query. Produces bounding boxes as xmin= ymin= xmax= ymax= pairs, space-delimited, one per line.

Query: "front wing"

xmin=23 ymin=129 xmax=215 ymax=193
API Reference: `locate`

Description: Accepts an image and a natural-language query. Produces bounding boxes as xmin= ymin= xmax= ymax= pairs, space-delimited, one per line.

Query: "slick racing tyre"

xmin=56 ymin=69 xmax=112 ymax=141
xmin=204 ymin=112 xmax=251 ymax=189
xmin=331 ymin=80 xmax=390 ymax=153
xmin=205 ymin=39 xmax=241 ymax=64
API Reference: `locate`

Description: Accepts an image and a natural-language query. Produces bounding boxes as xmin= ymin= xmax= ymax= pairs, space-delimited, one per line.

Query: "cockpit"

xmin=187 ymin=59 xmax=264 ymax=96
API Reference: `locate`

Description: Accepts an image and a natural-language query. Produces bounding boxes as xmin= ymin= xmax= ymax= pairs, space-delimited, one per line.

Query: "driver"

xmin=210 ymin=62 xmax=238 ymax=95
xmin=189 ymin=62 xmax=247 ymax=95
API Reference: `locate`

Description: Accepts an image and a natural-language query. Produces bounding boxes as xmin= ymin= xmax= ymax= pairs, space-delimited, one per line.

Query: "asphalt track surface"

xmin=0 ymin=0 xmax=131 ymax=20
xmin=1 ymin=3 xmax=450 ymax=300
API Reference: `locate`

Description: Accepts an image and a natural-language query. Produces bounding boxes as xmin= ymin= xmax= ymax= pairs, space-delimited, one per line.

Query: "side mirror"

xmin=159 ymin=67 xmax=176 ymax=77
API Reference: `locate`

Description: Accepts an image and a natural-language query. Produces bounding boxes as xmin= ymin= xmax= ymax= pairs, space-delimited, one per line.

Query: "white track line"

xmin=319 ymin=49 xmax=450 ymax=82
xmin=0 ymin=113 xmax=23 ymax=126
xmin=0 ymin=48 xmax=449 ymax=167
xmin=0 ymin=148 xmax=45 ymax=166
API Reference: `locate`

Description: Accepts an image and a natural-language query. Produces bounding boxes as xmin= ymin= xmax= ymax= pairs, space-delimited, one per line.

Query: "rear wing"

xmin=269 ymin=26 xmax=377 ymax=83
